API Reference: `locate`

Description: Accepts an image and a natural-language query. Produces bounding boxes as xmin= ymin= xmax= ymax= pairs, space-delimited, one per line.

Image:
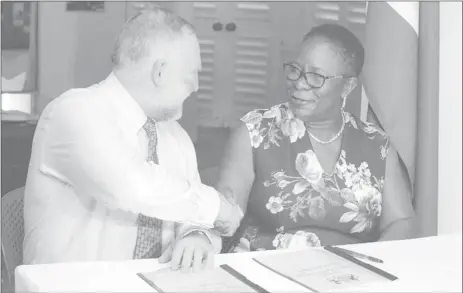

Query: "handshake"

xmin=212 ymin=190 xmax=244 ymax=237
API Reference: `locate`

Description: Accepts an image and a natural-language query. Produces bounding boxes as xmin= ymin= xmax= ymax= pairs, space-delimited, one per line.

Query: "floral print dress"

xmin=228 ymin=103 xmax=389 ymax=252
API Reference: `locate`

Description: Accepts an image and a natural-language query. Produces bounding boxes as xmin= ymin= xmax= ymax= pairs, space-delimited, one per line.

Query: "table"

xmin=15 ymin=233 xmax=462 ymax=292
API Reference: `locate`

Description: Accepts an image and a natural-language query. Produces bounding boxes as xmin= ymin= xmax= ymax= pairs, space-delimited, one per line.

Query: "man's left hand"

xmin=158 ymin=232 xmax=215 ymax=273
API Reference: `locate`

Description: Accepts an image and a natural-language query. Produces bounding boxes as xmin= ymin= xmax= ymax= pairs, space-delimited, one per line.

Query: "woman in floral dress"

xmin=216 ymin=24 xmax=417 ymax=252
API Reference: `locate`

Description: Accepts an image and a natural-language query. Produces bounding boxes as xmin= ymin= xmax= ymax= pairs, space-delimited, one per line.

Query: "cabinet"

xmin=125 ymin=2 xmax=367 ymax=128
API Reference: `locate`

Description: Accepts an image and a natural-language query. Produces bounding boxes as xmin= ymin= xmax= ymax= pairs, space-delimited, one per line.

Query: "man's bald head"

xmin=112 ymin=7 xmax=196 ymax=69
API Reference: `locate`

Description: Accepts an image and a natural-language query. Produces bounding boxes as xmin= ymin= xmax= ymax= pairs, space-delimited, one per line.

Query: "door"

xmin=126 ymin=1 xmax=230 ymax=128
xmin=220 ymin=2 xmax=280 ymax=128
xmin=175 ymin=2 xmax=231 ymax=128
xmin=144 ymin=2 xmax=287 ymax=128
xmin=125 ymin=2 xmax=307 ymax=128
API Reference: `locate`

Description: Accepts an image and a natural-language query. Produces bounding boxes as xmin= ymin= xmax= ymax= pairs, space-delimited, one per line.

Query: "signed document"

xmin=253 ymin=248 xmax=392 ymax=292
xmin=137 ymin=265 xmax=265 ymax=292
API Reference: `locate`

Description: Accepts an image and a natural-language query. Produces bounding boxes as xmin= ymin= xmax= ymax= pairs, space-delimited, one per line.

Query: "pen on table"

xmin=323 ymin=246 xmax=398 ymax=281
xmin=329 ymin=246 xmax=384 ymax=263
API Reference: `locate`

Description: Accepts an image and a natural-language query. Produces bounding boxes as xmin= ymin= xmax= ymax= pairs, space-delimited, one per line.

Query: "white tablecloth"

xmin=15 ymin=233 xmax=462 ymax=292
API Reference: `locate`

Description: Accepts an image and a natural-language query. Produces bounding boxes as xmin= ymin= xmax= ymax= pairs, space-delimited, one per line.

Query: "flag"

xmin=361 ymin=2 xmax=419 ymax=195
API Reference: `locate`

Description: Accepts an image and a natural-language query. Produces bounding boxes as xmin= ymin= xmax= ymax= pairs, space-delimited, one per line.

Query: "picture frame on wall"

xmin=66 ymin=1 xmax=105 ymax=12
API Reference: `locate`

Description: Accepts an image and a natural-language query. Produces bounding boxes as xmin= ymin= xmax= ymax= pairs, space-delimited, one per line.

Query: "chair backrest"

xmin=1 ymin=186 xmax=25 ymax=285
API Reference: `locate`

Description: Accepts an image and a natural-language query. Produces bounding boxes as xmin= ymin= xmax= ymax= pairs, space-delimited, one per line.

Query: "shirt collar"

xmin=100 ymin=72 xmax=147 ymax=133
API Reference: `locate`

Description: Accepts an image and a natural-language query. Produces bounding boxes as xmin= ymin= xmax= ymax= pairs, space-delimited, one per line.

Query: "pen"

xmin=332 ymin=246 xmax=384 ymax=263
xmin=323 ymin=246 xmax=398 ymax=281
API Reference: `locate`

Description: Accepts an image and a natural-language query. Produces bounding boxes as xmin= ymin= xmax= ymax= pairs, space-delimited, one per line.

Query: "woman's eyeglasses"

xmin=283 ymin=63 xmax=350 ymax=89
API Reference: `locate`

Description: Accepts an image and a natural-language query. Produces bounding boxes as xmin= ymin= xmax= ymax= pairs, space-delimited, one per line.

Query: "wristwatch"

xmin=182 ymin=228 xmax=213 ymax=244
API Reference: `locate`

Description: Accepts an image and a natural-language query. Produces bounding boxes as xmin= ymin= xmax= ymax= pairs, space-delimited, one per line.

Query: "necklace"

xmin=306 ymin=110 xmax=346 ymax=145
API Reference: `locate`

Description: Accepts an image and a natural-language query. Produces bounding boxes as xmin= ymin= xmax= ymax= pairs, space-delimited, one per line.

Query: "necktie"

xmin=133 ymin=118 xmax=163 ymax=259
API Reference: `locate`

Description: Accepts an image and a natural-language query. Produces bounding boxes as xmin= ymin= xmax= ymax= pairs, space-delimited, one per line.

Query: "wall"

xmin=37 ymin=2 xmax=126 ymax=112
xmin=36 ymin=2 xmax=199 ymax=140
xmin=438 ymin=2 xmax=462 ymax=235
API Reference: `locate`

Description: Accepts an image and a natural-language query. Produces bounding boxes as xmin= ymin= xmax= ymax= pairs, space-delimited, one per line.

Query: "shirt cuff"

xmin=189 ymin=184 xmax=220 ymax=228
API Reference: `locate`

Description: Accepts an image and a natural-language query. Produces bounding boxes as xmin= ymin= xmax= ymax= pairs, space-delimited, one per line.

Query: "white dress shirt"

xmin=23 ymin=73 xmax=221 ymax=265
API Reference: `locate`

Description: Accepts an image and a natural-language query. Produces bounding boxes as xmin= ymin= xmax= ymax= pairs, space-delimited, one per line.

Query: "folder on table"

xmin=137 ymin=264 xmax=269 ymax=293
xmin=252 ymin=247 xmax=398 ymax=292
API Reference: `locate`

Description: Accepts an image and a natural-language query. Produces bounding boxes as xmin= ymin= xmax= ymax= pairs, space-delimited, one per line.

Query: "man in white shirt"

xmin=23 ymin=8 xmax=243 ymax=272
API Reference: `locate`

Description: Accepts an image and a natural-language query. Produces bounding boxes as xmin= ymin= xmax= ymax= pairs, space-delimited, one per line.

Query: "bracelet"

xmin=182 ymin=228 xmax=213 ymax=244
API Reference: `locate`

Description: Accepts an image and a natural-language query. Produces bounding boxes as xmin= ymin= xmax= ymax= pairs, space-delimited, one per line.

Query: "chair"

xmin=1 ymin=186 xmax=25 ymax=291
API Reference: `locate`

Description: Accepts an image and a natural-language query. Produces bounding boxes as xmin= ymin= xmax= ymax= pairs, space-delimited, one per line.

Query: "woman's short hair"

xmin=303 ymin=23 xmax=365 ymax=77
